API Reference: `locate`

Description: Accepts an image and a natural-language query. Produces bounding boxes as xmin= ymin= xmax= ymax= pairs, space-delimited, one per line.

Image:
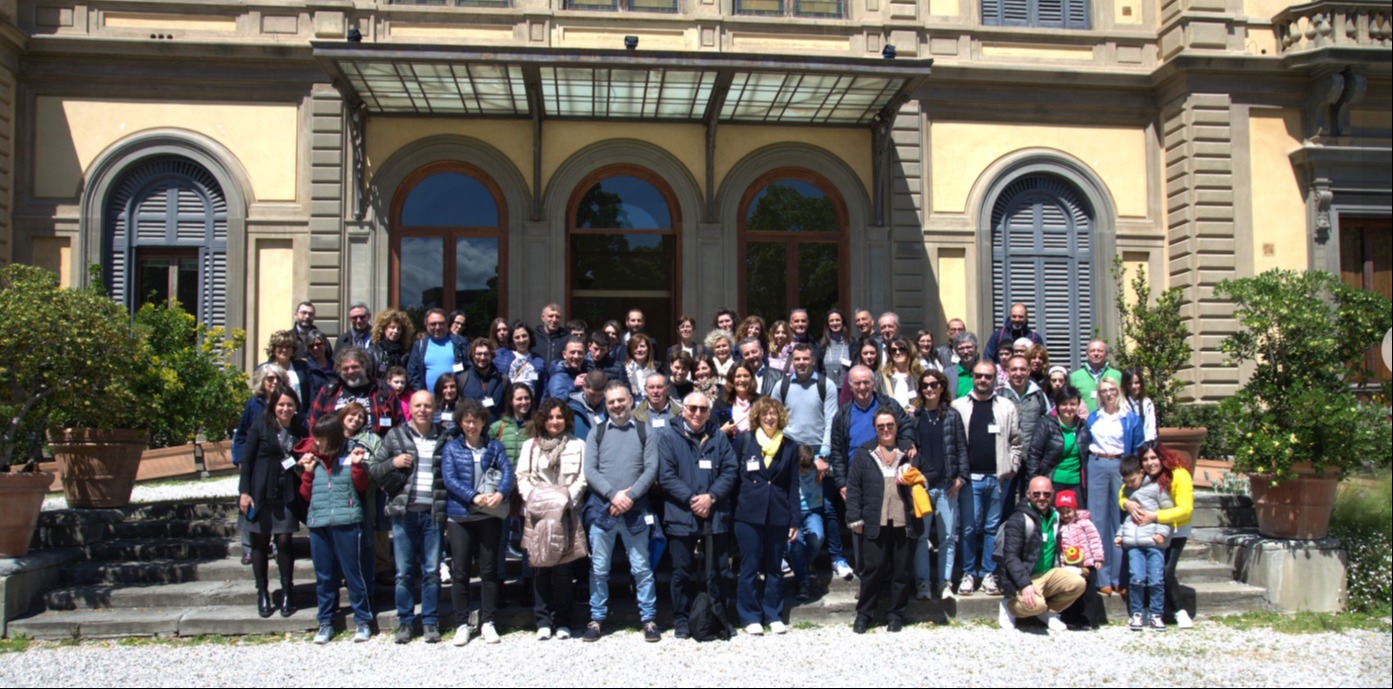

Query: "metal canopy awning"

xmin=314 ymin=43 xmax=931 ymax=127
xmin=313 ymin=43 xmax=931 ymax=225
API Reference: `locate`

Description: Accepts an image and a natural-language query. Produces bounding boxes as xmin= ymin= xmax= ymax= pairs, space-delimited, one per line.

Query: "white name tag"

xmin=988 ymin=424 xmax=1000 ymax=434
xmin=453 ymin=363 xmax=465 ymax=373
xmin=747 ymin=459 xmax=761 ymax=472
xmin=699 ymin=459 xmax=713 ymax=470
xmin=378 ymin=417 xmax=391 ymax=428
xmin=1091 ymin=391 xmax=1098 ymax=399
xmin=281 ymin=457 xmax=297 ymax=470
xmin=644 ymin=514 xmax=656 ymax=526
xmin=594 ymin=415 xmax=605 ymax=425
xmin=841 ymin=358 xmax=852 ymax=368
xmin=482 ymin=398 xmax=496 ymax=408
xmin=651 ymin=418 xmax=667 ymax=428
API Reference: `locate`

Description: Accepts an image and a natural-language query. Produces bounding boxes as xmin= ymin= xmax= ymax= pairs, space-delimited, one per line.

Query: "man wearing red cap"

xmin=996 ymin=476 xmax=1086 ymax=631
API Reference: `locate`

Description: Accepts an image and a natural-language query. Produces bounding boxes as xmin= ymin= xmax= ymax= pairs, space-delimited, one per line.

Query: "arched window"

xmin=390 ymin=162 xmax=508 ymax=331
xmin=105 ymin=157 xmax=228 ymax=326
xmin=739 ymin=168 xmax=848 ymax=337
xmin=567 ymin=165 xmax=680 ymax=343
xmin=991 ymin=174 xmax=1094 ymax=369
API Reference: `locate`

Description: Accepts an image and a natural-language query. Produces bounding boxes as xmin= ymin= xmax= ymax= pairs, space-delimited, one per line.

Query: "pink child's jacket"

xmin=1059 ymin=510 xmax=1106 ymax=569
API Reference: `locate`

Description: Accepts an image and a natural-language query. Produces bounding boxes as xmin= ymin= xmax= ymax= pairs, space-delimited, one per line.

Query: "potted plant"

xmin=1218 ymin=269 xmax=1392 ymax=540
xmin=1110 ymin=259 xmax=1206 ymax=469
xmin=1 ymin=264 xmax=159 ymax=511
xmin=134 ymin=300 xmax=248 ymax=479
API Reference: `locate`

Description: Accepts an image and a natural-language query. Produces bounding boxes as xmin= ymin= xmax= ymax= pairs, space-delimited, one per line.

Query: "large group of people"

xmin=232 ymin=299 xmax=1196 ymax=643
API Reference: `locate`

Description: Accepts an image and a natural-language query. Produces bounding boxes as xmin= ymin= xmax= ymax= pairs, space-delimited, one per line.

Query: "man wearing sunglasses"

xmin=996 ymin=476 xmax=1085 ymax=631
xmin=949 ymin=360 xmax=1022 ymax=597
xmin=656 ymin=392 xmax=738 ymax=640
xmin=337 ymin=302 xmax=373 ymax=352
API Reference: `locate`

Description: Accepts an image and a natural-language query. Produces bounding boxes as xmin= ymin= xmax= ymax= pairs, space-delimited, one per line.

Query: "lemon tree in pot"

xmin=1110 ymin=259 xmax=1204 ymax=469
xmin=1217 ymin=269 xmax=1392 ymax=540
xmin=0 ymin=265 xmax=158 ymax=517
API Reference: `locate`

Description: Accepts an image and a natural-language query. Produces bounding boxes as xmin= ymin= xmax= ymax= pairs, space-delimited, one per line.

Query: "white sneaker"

xmin=452 ymin=625 xmax=471 ymax=647
xmin=555 ymin=626 xmax=572 ymax=640
xmin=915 ymin=581 xmax=932 ymax=601
xmin=832 ymin=559 xmax=854 ymax=581
xmin=480 ymin=622 xmax=501 ymax=644
xmin=769 ymin=621 xmax=788 ymax=635
xmin=313 ymin=625 xmax=334 ymax=644
xmin=1175 ymin=609 xmax=1194 ymax=629
xmin=353 ymin=622 xmax=371 ymax=643
xmin=997 ymin=599 xmax=1016 ymax=630
xmin=957 ymin=575 xmax=975 ymax=597
xmin=440 ymin=567 xmax=451 ymax=584
xmin=781 ymin=559 xmax=792 ymax=575
xmin=980 ymin=573 xmax=1001 ymax=596
xmin=940 ymin=583 xmax=957 ymax=601
xmin=744 ymin=623 xmax=764 ymax=636
xmin=536 ymin=627 xmax=553 ymax=641
xmin=1038 ymin=613 xmax=1067 ymax=632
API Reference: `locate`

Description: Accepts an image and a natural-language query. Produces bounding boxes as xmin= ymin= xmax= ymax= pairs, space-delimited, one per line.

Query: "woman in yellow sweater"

xmin=1120 ymin=441 xmax=1195 ymax=628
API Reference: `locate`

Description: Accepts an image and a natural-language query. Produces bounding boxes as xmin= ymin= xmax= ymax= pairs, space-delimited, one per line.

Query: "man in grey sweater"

xmin=582 ymin=381 xmax=660 ymax=642
xmin=773 ymin=343 xmax=838 ymax=456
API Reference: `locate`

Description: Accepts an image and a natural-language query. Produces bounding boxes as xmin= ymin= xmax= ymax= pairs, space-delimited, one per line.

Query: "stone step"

xmin=1191 ymin=492 xmax=1258 ymax=530
xmin=1175 ymin=559 xmax=1236 ymax=584
xmin=42 ymin=580 xmax=402 ymax=612
xmin=125 ymin=501 xmax=241 ymax=523
xmin=58 ymin=559 xmax=203 ymax=587
xmin=80 ymin=538 xmax=235 ymax=564
xmin=9 ymin=576 xmax=1272 ymax=641
xmin=37 ymin=519 xmax=241 ymax=549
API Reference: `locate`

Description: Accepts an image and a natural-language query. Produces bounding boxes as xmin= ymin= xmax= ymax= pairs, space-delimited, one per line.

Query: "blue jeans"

xmin=823 ymin=481 xmax=845 ymax=564
xmin=1087 ymin=457 xmax=1124 ymax=588
xmin=309 ymin=525 xmax=374 ymax=626
xmin=958 ymin=476 xmax=1003 ymax=578
xmin=789 ymin=510 xmax=825 ymax=585
xmin=916 ymin=486 xmax=960 ymax=587
xmin=588 ymin=521 xmax=657 ymax=622
xmin=1127 ymin=547 xmax=1165 ymax=619
xmin=734 ymin=521 xmax=788 ymax=625
xmin=391 ymin=510 xmax=441 ymax=627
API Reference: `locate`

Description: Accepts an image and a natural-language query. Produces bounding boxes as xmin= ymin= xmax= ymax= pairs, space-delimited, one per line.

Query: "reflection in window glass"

xmin=134 ymin=252 xmax=201 ymax=320
xmin=571 ymin=234 xmax=675 ymax=292
xmin=400 ymin=236 xmax=444 ymax=309
xmin=745 ymin=242 xmax=787 ymax=322
xmin=798 ymin=242 xmax=839 ymax=339
xmin=574 ymin=176 xmax=672 ymax=230
xmin=402 ymin=173 xmax=500 ymax=227
xmin=455 ymin=237 xmax=500 ymax=339
xmin=745 ymin=180 xmax=837 ymax=233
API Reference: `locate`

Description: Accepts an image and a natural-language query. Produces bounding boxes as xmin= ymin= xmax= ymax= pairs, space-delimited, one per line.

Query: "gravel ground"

xmin=2 ymin=622 xmax=1388 ymax=687
xmin=42 ymin=475 xmax=240 ymax=511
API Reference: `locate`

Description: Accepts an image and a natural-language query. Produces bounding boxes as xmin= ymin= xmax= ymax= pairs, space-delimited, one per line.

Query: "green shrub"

xmin=1329 ymin=473 xmax=1393 ymax=615
xmin=133 ymin=300 xmax=248 ymax=448
xmin=1166 ymin=403 xmax=1235 ymax=459
xmin=1111 ymin=258 xmax=1191 ymax=427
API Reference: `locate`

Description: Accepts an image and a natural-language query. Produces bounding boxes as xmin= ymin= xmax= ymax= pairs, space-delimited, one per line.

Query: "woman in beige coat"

xmin=516 ymin=397 xmax=588 ymax=641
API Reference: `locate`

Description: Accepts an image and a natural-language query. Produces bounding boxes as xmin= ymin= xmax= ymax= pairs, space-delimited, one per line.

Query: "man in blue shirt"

xmin=544 ymin=336 xmax=590 ymax=401
xmin=406 ymin=308 xmax=468 ymax=393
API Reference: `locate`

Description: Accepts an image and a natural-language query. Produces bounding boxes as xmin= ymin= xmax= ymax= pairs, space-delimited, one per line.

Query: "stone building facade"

xmin=0 ymin=0 xmax=1388 ymax=397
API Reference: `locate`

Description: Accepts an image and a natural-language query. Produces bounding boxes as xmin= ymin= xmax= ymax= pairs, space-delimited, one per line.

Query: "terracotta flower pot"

xmin=1157 ymin=427 xmax=1208 ymax=473
xmin=0 ymin=471 xmax=55 ymax=558
xmin=48 ymin=428 xmax=149 ymax=509
xmin=1248 ymin=466 xmax=1340 ymax=540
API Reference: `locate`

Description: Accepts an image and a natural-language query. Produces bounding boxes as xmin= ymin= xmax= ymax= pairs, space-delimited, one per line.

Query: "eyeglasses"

xmin=349 ymin=315 xmax=369 ymax=321
xmin=889 ymin=346 xmax=906 ymax=354
xmin=426 ymin=321 xmax=446 ymax=328
xmin=972 ymin=373 xmax=995 ymax=380
xmin=685 ymin=405 xmax=710 ymax=413
xmin=1029 ymin=491 xmax=1054 ymax=498
xmin=874 ymin=423 xmax=896 ymax=430
xmin=920 ymin=381 xmax=942 ymax=390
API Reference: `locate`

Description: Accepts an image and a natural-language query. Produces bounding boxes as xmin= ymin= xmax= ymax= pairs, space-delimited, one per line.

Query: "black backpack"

xmin=687 ymin=523 xmax=732 ymax=642
xmin=778 ymin=374 xmax=829 ymax=404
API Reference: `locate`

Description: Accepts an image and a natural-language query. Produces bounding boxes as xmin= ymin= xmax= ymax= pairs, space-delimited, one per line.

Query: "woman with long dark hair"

xmin=238 ymin=386 xmax=305 ymax=619
xmin=1122 ymin=442 xmax=1194 ymax=628
xmin=516 ymin=398 xmax=588 ymax=640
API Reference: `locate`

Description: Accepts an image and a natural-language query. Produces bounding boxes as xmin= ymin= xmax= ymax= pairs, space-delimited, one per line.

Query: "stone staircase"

xmin=6 ymin=494 xmax=1271 ymax=640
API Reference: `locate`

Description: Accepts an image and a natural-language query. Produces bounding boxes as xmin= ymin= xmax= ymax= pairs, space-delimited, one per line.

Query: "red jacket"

xmin=308 ymin=380 xmax=404 ymax=436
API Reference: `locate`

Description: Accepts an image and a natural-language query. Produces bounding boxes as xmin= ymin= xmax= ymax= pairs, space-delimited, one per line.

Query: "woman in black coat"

xmin=238 ymin=386 xmax=307 ymax=619
xmin=909 ymin=369 xmax=969 ymax=600
xmin=1025 ymin=384 xmax=1093 ymax=507
xmin=730 ymin=397 xmax=800 ymax=636
xmin=845 ymin=408 xmax=925 ymax=634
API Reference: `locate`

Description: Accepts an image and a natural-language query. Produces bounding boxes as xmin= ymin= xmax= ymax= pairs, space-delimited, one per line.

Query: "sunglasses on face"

xmin=972 ymin=373 xmax=995 ymax=380
xmin=889 ymin=346 xmax=906 ymax=354
xmin=874 ymin=423 xmax=896 ymax=430
xmin=685 ymin=405 xmax=710 ymax=413
xmin=1029 ymin=491 xmax=1054 ymax=498
xmin=920 ymin=381 xmax=942 ymax=389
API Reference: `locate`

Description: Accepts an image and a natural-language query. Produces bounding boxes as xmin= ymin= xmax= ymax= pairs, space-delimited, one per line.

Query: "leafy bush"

xmin=133 ymin=301 xmax=248 ymax=448
xmin=1218 ymin=270 xmax=1393 ymax=481
xmin=1166 ymin=403 xmax=1235 ymax=460
xmin=0 ymin=265 xmax=158 ymax=466
xmin=1329 ymin=473 xmax=1392 ymax=615
xmin=1111 ymin=258 xmax=1191 ymax=427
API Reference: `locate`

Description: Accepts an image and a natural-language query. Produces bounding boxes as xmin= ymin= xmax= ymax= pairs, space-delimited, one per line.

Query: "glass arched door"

xmin=567 ymin=165 xmax=680 ymax=344
xmin=390 ymin=162 xmax=507 ymax=334
xmin=739 ymin=168 xmax=848 ymax=338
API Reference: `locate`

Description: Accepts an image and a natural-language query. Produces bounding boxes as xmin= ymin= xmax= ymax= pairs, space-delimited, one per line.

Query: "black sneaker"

xmin=395 ymin=624 xmax=414 ymax=644
xmin=582 ymin=620 xmax=603 ymax=643
xmin=642 ymin=621 xmax=661 ymax=643
xmin=673 ymin=619 xmax=690 ymax=640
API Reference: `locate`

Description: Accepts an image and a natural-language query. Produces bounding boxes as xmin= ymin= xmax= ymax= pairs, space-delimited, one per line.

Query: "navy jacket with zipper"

xmin=657 ymin=419 xmax=738 ymax=536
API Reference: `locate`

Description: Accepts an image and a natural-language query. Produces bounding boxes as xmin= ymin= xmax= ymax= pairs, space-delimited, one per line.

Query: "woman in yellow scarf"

xmin=730 ymin=397 xmax=801 ymax=636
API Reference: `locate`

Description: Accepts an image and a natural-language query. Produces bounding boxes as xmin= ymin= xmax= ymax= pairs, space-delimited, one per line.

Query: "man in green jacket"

xmin=1069 ymin=340 xmax=1122 ymax=414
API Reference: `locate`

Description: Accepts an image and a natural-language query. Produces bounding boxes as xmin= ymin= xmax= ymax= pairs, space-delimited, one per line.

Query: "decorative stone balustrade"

xmin=1274 ymin=0 xmax=1393 ymax=54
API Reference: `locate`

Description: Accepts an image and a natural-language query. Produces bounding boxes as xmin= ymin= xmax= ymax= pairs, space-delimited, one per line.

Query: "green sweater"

xmin=1069 ymin=365 xmax=1122 ymax=414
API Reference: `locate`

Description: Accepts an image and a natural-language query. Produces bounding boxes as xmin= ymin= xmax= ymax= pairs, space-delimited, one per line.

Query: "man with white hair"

xmin=1070 ymin=340 xmax=1122 ymax=414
